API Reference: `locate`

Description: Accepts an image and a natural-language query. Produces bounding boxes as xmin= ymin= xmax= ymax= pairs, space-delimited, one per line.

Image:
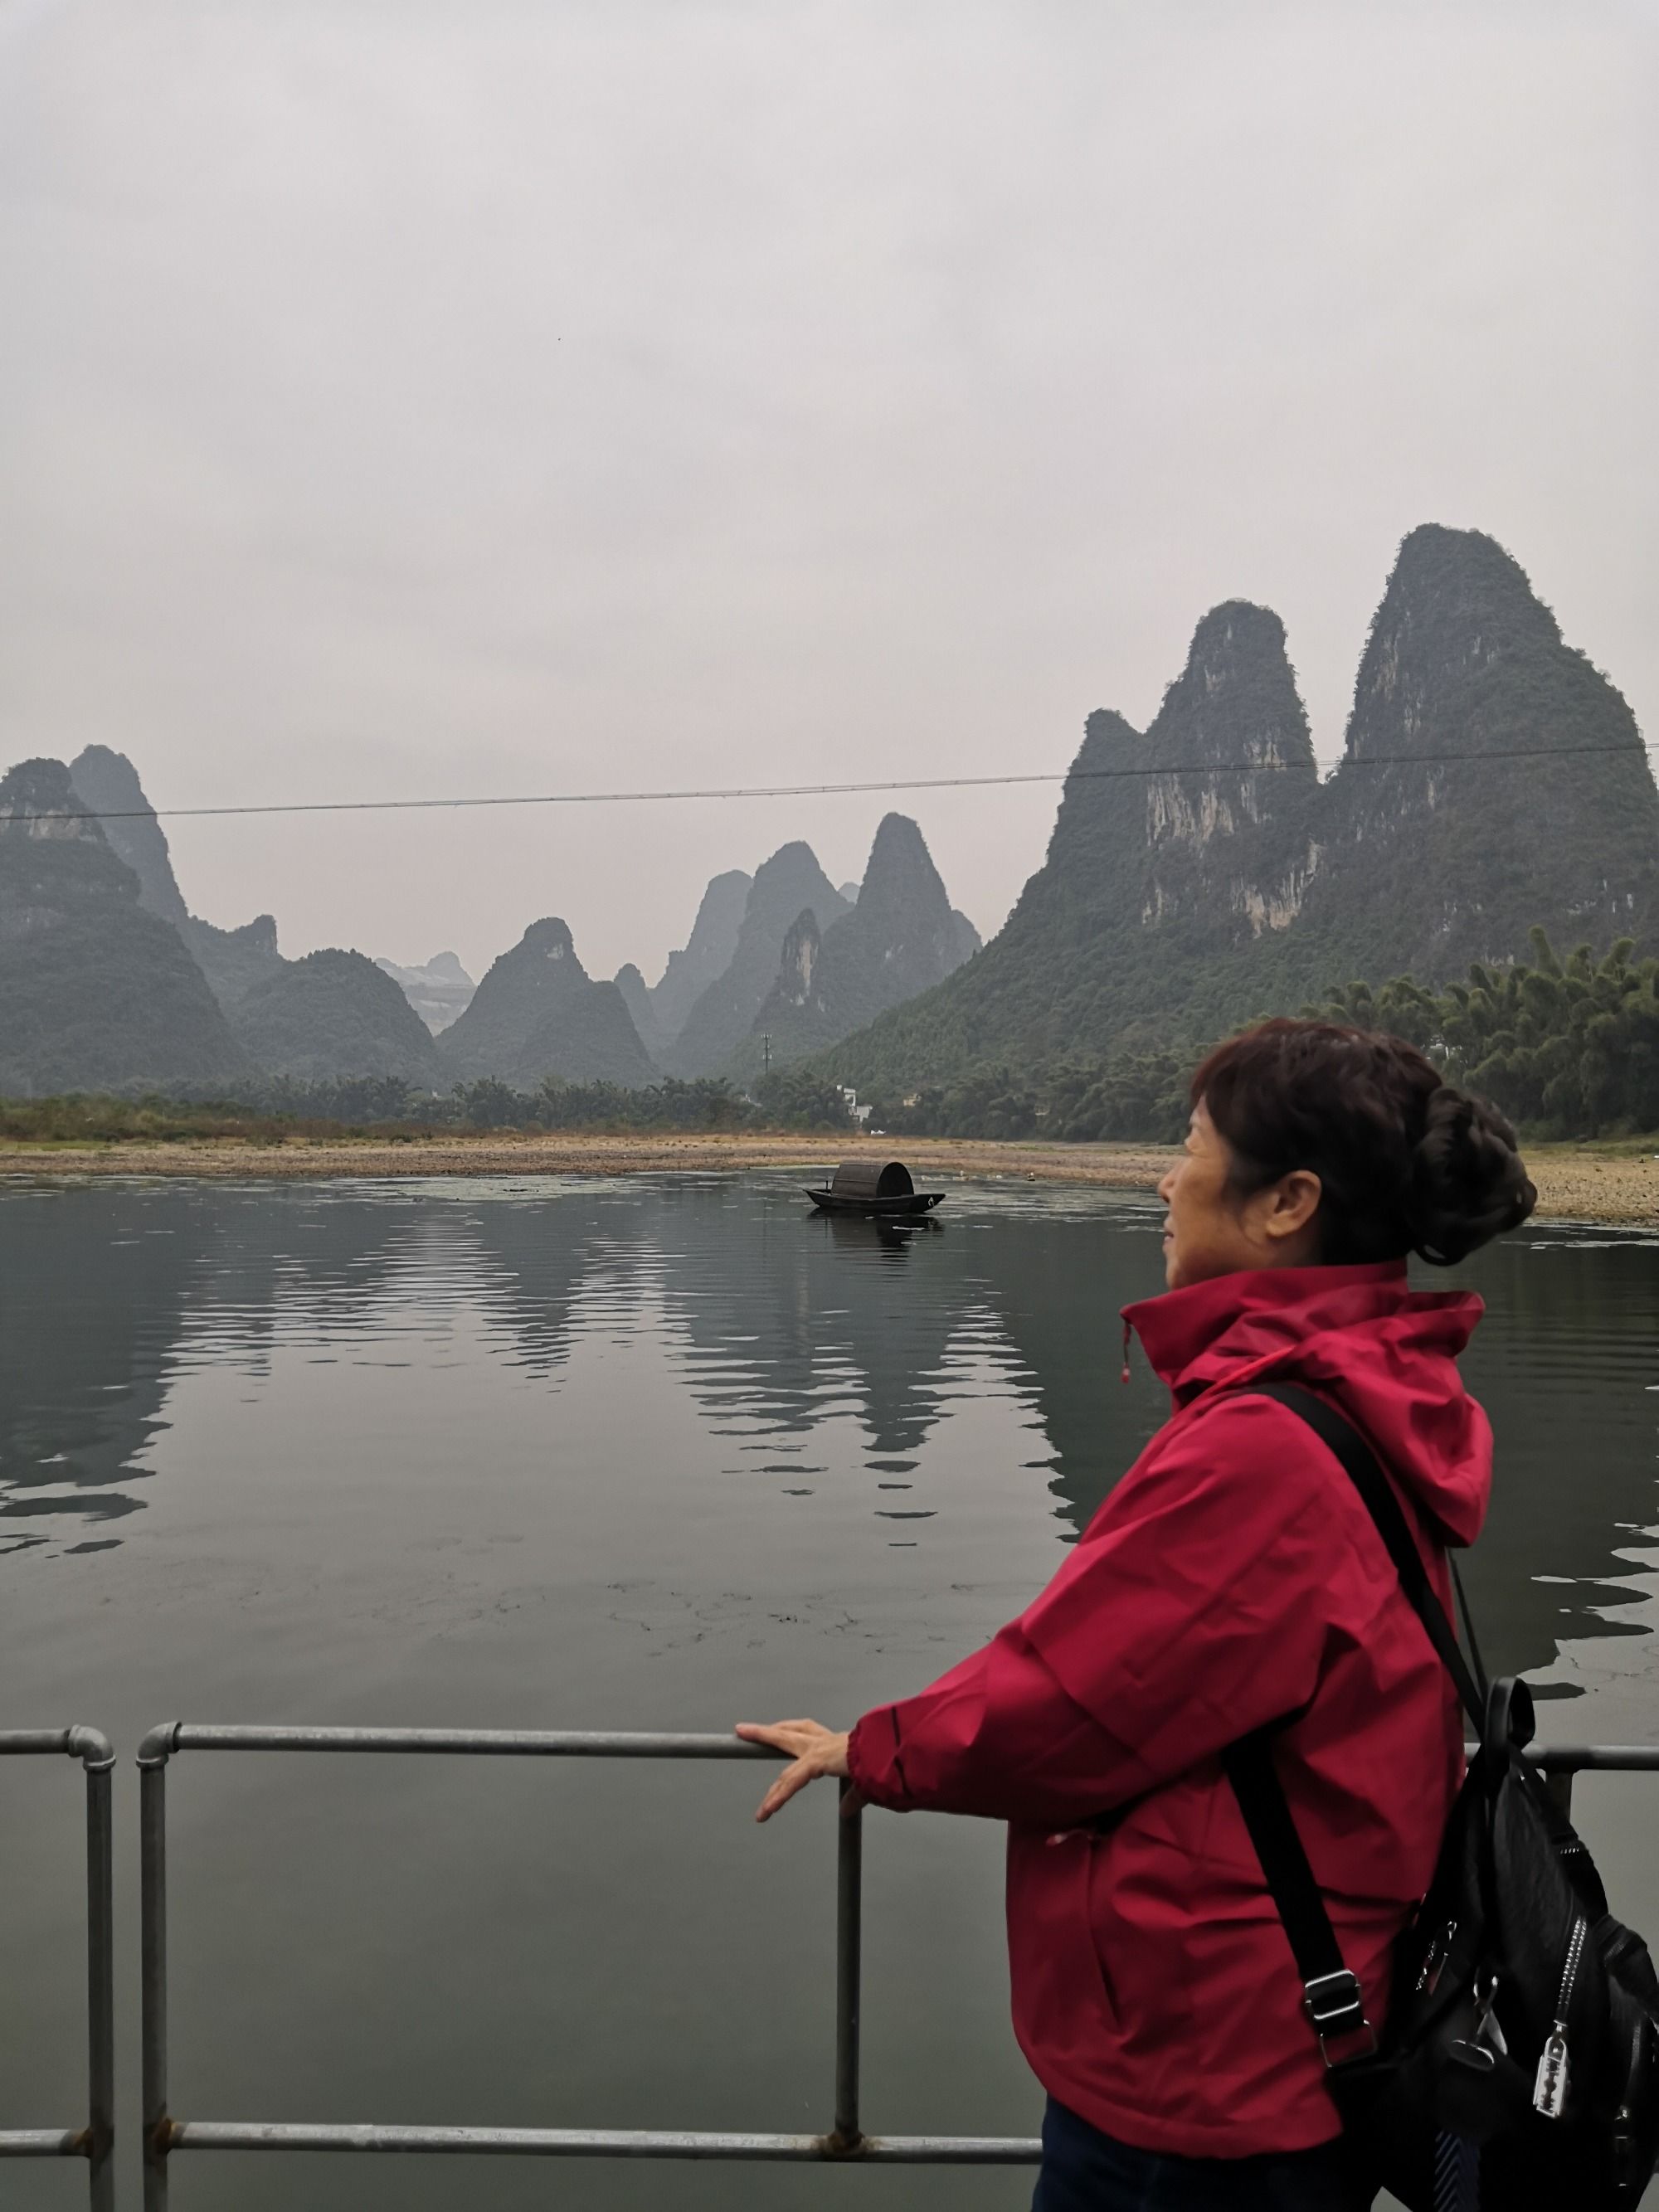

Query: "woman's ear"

xmin=1260 ymin=1169 xmax=1322 ymax=1248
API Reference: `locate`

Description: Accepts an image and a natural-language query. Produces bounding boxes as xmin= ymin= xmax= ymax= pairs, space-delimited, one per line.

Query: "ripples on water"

xmin=0 ymin=1174 xmax=1655 ymax=2210
xmin=7 ymin=1173 xmax=1652 ymax=1678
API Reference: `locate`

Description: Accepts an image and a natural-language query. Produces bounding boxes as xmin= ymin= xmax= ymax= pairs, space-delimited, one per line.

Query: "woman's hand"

xmin=735 ymin=1719 xmax=862 ymax=1822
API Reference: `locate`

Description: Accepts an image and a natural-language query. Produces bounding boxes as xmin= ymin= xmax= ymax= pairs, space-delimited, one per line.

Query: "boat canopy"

xmin=829 ymin=1159 xmax=915 ymax=1200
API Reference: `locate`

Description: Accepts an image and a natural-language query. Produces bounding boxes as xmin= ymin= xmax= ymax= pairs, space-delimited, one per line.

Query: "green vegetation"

xmin=749 ymin=1064 xmax=860 ymax=1132
xmin=230 ymin=949 xmax=445 ymax=1085
xmin=9 ymin=929 xmax=1653 ymax=1150
xmin=873 ymin=928 xmax=1659 ymax=1145
xmin=1303 ymin=930 xmax=1659 ymax=1139
xmin=0 ymin=1096 xmax=307 ymax=1145
xmin=873 ymin=1050 xmax=1190 ymax=1143
xmin=0 ymin=1072 xmax=851 ymax=1145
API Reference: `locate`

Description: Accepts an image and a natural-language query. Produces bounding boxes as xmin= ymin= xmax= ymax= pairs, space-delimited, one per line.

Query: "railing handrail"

xmin=136 ymin=1719 xmax=1659 ymax=1769
xmin=0 ymin=1725 xmax=114 ymax=1769
xmin=139 ymin=1722 xmax=776 ymax=1762
xmin=0 ymin=1727 xmax=115 ymax=2210
xmin=118 ymin=1719 xmax=1659 ymax=2206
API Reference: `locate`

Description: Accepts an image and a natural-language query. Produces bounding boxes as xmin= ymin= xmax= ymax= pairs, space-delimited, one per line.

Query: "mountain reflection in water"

xmin=3 ymin=1174 xmax=1654 ymax=1680
xmin=0 ymin=1174 xmax=1655 ymax=2212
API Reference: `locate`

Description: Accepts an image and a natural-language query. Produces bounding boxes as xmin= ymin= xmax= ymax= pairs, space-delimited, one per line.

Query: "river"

xmin=2 ymin=1173 xmax=1656 ymax=2210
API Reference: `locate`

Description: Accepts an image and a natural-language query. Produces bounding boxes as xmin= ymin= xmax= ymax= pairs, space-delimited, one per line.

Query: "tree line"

xmin=870 ymin=930 xmax=1659 ymax=1144
xmin=1301 ymin=928 xmax=1659 ymax=1138
xmin=9 ymin=927 xmax=1650 ymax=1147
xmin=0 ymin=1065 xmax=859 ymax=1145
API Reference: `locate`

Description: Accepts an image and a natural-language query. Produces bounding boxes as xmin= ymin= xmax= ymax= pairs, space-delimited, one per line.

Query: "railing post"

xmin=80 ymin=1743 xmax=115 ymax=2212
xmin=139 ymin=1728 xmax=176 ymax=2212
xmin=834 ymin=1784 xmax=863 ymax=2151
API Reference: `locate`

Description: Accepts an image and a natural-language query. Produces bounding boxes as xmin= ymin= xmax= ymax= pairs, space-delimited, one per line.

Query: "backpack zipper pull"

xmin=1533 ymin=1912 xmax=1587 ymax=2121
xmin=1532 ymin=2023 xmax=1570 ymax=2119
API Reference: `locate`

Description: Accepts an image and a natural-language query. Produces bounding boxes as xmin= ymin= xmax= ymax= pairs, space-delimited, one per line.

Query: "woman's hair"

xmin=1190 ymin=1017 xmax=1537 ymax=1266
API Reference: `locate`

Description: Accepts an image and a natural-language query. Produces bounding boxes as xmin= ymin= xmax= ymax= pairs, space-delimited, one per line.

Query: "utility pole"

xmin=761 ymin=1033 xmax=771 ymax=1077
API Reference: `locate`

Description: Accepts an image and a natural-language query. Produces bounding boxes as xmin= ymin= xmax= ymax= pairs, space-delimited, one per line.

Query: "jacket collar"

xmin=1123 ymin=1260 xmax=1476 ymax=1403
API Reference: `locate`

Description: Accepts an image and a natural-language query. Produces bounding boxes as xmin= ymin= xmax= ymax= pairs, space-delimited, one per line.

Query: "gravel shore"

xmin=2 ymin=1131 xmax=1653 ymax=1227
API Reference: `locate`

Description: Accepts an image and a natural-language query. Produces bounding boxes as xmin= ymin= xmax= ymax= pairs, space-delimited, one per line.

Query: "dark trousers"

xmin=1031 ymin=2098 xmax=1376 ymax=2212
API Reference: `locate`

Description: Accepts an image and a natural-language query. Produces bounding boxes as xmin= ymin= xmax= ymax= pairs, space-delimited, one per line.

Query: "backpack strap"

xmin=1222 ymin=1725 xmax=1380 ymax=2070
xmin=1214 ymin=1380 xmax=1487 ymax=2076
xmin=1243 ymin=1381 xmax=1486 ymax=1728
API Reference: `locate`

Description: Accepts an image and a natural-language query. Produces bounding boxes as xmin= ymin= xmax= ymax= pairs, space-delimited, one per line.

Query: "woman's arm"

xmin=741 ymin=1395 xmax=1342 ymax=1826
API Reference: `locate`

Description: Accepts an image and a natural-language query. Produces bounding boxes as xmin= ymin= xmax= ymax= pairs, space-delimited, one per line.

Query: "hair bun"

xmin=1410 ymin=1086 xmax=1537 ymax=1265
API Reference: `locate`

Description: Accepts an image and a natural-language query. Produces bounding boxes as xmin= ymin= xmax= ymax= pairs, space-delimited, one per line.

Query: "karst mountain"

xmin=646 ymin=868 xmax=752 ymax=1043
xmin=663 ymin=843 xmax=851 ymax=1078
xmin=741 ymin=813 xmax=981 ymax=1073
xmin=374 ymin=952 xmax=477 ymax=1033
xmin=825 ymin=526 xmax=1659 ymax=1096
xmin=232 ymin=950 xmax=446 ymax=1084
xmin=441 ymin=916 xmax=658 ymax=1089
xmin=10 ymin=524 xmax=1653 ymax=1110
xmin=66 ymin=747 xmax=459 ymax=1084
xmin=0 ymin=758 xmax=246 ymax=1093
xmin=612 ymin=963 xmax=672 ymax=1062
xmin=69 ymin=746 xmax=285 ymax=1009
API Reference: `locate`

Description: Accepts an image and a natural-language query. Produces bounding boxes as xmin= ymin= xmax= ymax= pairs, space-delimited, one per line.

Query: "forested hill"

xmin=737 ymin=811 xmax=980 ymax=1076
xmin=1294 ymin=525 xmax=1658 ymax=982
xmin=825 ymin=526 xmax=1658 ymax=1096
xmin=69 ymin=745 xmax=284 ymax=1010
xmin=0 ymin=757 xmax=247 ymax=1094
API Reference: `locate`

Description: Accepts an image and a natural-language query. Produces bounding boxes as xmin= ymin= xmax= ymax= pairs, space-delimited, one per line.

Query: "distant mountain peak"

xmin=612 ymin=962 xmax=669 ymax=1062
xmin=375 ymin=950 xmax=477 ymax=1035
xmin=67 ymin=746 xmax=283 ymax=1009
xmin=742 ymin=814 xmax=976 ymax=1075
xmin=3 ymin=756 xmax=114 ymax=844
xmin=664 ymin=843 xmax=849 ymax=1077
xmin=854 ymin=812 xmax=950 ymax=921
xmin=649 ymin=868 xmax=752 ymax=1042
xmin=231 ymin=947 xmax=444 ymax=1085
xmin=66 ymin=746 xmax=190 ymax=931
xmin=520 ymin=916 xmax=578 ymax=962
xmin=442 ymin=915 xmax=654 ymax=1088
xmin=824 ymin=526 xmax=1659 ymax=1098
xmin=0 ymin=753 xmax=246 ymax=1094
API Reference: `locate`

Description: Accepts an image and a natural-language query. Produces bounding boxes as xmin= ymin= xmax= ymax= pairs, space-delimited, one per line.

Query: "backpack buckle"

xmin=1301 ymin=1970 xmax=1379 ymax=2068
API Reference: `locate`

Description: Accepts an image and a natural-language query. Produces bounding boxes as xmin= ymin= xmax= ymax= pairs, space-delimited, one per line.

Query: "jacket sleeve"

xmin=846 ymin=1396 xmax=1342 ymax=1824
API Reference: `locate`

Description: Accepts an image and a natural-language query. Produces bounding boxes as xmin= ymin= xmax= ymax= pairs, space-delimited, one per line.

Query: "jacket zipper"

xmin=1532 ymin=1913 xmax=1587 ymax=2120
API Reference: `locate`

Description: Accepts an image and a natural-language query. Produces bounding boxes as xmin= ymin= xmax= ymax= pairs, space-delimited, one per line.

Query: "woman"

xmin=737 ymin=1018 xmax=1536 ymax=2211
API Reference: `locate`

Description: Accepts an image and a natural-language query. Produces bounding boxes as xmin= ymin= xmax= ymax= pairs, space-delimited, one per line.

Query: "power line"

xmin=18 ymin=741 xmax=1657 ymax=825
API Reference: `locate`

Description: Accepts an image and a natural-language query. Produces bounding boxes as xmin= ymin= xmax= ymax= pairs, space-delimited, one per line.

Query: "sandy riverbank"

xmin=1 ymin=1130 xmax=1654 ymax=1227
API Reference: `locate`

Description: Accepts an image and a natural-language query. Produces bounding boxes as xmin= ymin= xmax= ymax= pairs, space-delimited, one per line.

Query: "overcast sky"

xmin=2 ymin=0 xmax=1654 ymax=984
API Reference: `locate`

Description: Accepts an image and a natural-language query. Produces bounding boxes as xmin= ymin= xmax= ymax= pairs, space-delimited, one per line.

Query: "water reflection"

xmin=1 ymin=1172 xmax=1655 ymax=2212
xmin=0 ymin=1174 xmax=1654 ymax=1687
xmin=0 ymin=1181 xmax=207 ymax=1548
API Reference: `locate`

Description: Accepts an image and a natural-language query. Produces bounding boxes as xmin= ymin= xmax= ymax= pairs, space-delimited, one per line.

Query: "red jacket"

xmin=846 ymin=1262 xmax=1486 ymax=2156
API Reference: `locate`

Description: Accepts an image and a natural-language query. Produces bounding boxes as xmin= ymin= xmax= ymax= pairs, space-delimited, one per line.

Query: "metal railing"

xmin=135 ymin=1721 xmax=1045 ymax=2207
xmin=0 ymin=1727 xmax=115 ymax=2211
xmin=124 ymin=1725 xmax=1659 ymax=2205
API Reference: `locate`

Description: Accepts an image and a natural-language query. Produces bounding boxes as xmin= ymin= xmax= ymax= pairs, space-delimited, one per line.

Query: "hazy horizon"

xmin=3 ymin=0 xmax=1654 ymax=984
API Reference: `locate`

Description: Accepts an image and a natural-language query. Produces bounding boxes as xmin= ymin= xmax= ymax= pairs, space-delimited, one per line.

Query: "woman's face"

xmin=1156 ymin=1098 xmax=1322 ymax=1291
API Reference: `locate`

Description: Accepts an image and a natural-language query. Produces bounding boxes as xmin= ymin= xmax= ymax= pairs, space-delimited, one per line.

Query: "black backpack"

xmin=1224 ymin=1383 xmax=1659 ymax=2212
